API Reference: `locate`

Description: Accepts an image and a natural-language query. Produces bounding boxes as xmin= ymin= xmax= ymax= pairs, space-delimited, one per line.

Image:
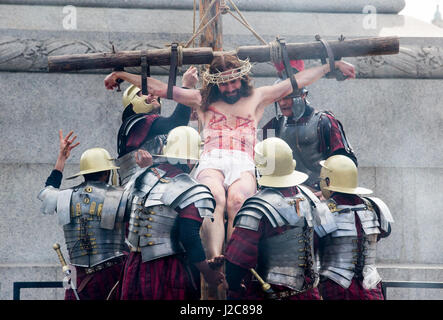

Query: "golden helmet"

xmin=158 ymin=126 xmax=202 ymax=162
xmin=122 ymin=84 xmax=158 ymax=114
xmin=254 ymin=137 xmax=308 ymax=188
xmin=67 ymin=148 xmax=119 ymax=179
xmin=319 ymin=155 xmax=372 ymax=198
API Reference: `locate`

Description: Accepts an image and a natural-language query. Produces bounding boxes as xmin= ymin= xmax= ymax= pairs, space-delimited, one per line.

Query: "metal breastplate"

xmin=234 ymin=188 xmax=319 ymax=291
xmin=126 ymin=168 xmax=215 ymax=263
xmin=117 ymin=134 xmax=167 ymax=187
xmin=319 ymin=200 xmax=381 ymax=288
xmin=277 ymin=112 xmax=323 ymax=187
xmin=128 ymin=194 xmax=185 ymax=263
xmin=60 ymin=181 xmax=128 ymax=267
xmin=257 ymin=220 xmax=316 ymax=292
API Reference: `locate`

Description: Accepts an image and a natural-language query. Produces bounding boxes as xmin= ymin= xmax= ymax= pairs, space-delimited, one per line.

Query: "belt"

xmin=84 ymin=256 xmax=124 ymax=275
xmin=267 ymin=289 xmax=303 ymax=300
xmin=130 ymin=247 xmax=142 ymax=253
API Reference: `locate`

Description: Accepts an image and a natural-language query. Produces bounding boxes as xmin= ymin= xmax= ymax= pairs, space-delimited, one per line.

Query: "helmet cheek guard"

xmin=291 ymin=95 xmax=306 ymax=121
xmin=130 ymin=95 xmax=155 ymax=114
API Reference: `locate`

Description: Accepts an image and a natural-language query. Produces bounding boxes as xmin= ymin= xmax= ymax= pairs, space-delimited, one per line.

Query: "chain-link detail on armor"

xmin=277 ymin=111 xmax=323 ymax=188
xmin=56 ymin=181 xmax=128 ymax=267
xmin=233 ymin=188 xmax=319 ymax=292
xmin=319 ymin=199 xmax=382 ymax=288
xmin=127 ymin=169 xmax=215 ymax=262
xmin=363 ymin=196 xmax=394 ymax=233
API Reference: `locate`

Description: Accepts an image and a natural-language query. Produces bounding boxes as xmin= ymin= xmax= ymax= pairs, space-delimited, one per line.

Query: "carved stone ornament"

xmin=1 ymin=37 xmax=443 ymax=79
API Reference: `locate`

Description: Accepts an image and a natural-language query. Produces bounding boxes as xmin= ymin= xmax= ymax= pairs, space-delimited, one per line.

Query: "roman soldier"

xmin=117 ymin=66 xmax=198 ymax=186
xmin=225 ymin=137 xmax=337 ymax=300
xmin=262 ymin=61 xmax=357 ymax=191
xmin=118 ymin=126 xmax=226 ymax=300
xmin=318 ymin=155 xmax=394 ymax=300
xmin=38 ymin=130 xmax=130 ymax=300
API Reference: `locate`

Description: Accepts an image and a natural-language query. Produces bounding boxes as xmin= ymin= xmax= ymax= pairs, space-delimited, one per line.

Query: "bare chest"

xmin=202 ymin=97 xmax=259 ymax=129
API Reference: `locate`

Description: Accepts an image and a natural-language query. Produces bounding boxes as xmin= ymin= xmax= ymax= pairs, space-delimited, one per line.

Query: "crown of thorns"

xmin=202 ymin=58 xmax=252 ymax=84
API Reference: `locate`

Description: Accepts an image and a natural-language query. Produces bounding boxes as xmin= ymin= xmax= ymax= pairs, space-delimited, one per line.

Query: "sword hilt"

xmin=249 ymin=268 xmax=273 ymax=293
xmin=53 ymin=243 xmax=69 ymax=273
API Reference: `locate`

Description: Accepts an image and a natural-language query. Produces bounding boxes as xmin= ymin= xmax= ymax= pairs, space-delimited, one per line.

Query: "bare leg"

xmin=226 ymin=171 xmax=257 ymax=242
xmin=197 ymin=168 xmax=227 ymax=263
xmin=197 ymin=168 xmax=227 ymax=299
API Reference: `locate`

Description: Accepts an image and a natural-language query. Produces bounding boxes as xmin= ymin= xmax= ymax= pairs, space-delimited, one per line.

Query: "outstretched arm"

xmin=104 ymin=71 xmax=202 ymax=109
xmin=257 ymin=61 xmax=356 ymax=108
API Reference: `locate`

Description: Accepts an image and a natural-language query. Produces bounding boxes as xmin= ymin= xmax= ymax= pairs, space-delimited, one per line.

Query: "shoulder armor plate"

xmin=234 ymin=188 xmax=302 ymax=230
xmin=130 ymin=167 xmax=167 ymax=198
xmin=160 ymin=173 xmax=215 ymax=218
xmin=37 ymin=186 xmax=61 ymax=216
xmin=298 ymin=185 xmax=338 ymax=237
xmin=363 ymin=196 xmax=394 ymax=233
xmin=100 ymin=185 xmax=126 ymax=230
xmin=57 ymin=188 xmax=74 ymax=225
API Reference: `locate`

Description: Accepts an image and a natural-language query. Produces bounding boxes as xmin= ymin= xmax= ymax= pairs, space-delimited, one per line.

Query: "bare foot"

xmin=208 ymin=255 xmax=225 ymax=270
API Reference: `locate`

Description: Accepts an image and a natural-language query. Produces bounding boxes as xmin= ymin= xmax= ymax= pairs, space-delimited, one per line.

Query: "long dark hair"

xmin=200 ymin=55 xmax=254 ymax=112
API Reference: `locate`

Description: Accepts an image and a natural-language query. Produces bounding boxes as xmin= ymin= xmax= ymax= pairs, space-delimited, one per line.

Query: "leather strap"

xmin=167 ymin=43 xmax=179 ymax=99
xmin=315 ymin=35 xmax=348 ymax=81
xmin=141 ymin=50 xmax=150 ymax=95
xmin=276 ymin=37 xmax=301 ymax=97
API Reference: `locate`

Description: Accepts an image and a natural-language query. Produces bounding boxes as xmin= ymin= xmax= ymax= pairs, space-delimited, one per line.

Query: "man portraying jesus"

xmin=104 ymin=55 xmax=356 ymax=270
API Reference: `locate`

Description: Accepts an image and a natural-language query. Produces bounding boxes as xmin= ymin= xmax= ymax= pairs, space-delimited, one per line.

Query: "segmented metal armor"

xmin=126 ymin=167 xmax=215 ymax=262
xmin=38 ymin=181 xmax=129 ymax=267
xmin=233 ymin=187 xmax=337 ymax=292
xmin=319 ymin=197 xmax=393 ymax=289
xmin=276 ymin=110 xmax=354 ymax=188
xmin=117 ymin=114 xmax=167 ymax=186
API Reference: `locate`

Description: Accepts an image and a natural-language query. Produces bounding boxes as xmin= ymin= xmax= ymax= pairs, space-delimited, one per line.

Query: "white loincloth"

xmin=193 ymin=149 xmax=255 ymax=189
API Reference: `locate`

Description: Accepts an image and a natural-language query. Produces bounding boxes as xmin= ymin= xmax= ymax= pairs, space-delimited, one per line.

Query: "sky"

xmin=399 ymin=0 xmax=441 ymax=23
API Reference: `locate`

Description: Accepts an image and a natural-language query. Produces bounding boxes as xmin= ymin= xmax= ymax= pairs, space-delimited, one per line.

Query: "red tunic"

xmin=318 ymin=193 xmax=385 ymax=300
xmin=118 ymin=163 xmax=202 ymax=300
xmin=125 ymin=114 xmax=160 ymax=152
xmin=225 ymin=186 xmax=321 ymax=300
xmin=65 ymin=258 xmax=125 ymax=300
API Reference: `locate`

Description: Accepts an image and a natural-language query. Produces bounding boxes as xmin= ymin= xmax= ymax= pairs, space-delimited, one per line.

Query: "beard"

xmin=220 ymin=89 xmax=241 ymax=104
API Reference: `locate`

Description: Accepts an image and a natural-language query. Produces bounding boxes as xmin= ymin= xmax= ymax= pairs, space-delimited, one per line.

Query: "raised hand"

xmin=55 ymin=129 xmax=80 ymax=172
xmin=182 ymin=66 xmax=199 ymax=89
xmin=59 ymin=129 xmax=80 ymax=161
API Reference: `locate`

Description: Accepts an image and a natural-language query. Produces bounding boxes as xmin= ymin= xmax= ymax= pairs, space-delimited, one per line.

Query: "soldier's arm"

xmin=179 ymin=209 xmax=226 ymax=288
xmin=257 ymin=61 xmax=355 ymax=109
xmin=104 ymin=71 xmax=202 ymax=109
xmin=148 ymin=103 xmax=192 ymax=137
